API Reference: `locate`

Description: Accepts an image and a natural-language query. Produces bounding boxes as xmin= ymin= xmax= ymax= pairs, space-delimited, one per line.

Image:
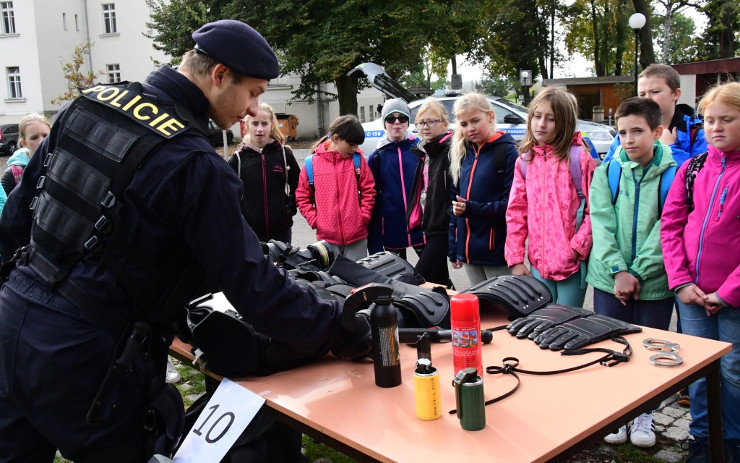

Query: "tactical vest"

xmin=25 ymin=81 xmax=209 ymax=334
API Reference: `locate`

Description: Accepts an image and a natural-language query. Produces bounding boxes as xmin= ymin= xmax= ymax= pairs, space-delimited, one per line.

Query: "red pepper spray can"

xmin=450 ymin=293 xmax=483 ymax=376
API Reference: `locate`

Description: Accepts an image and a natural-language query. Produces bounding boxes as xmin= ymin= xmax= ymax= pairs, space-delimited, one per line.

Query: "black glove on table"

xmin=507 ymin=304 xmax=591 ymax=339
xmin=533 ymin=313 xmax=642 ymax=351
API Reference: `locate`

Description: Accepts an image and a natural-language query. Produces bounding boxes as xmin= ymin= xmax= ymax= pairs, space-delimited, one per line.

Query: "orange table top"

xmin=171 ymin=311 xmax=730 ymax=463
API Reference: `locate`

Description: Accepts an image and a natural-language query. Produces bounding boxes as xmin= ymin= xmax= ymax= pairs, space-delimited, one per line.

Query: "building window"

xmin=106 ymin=63 xmax=120 ymax=83
xmin=7 ymin=67 xmax=22 ymax=99
xmin=1 ymin=2 xmax=16 ymax=34
xmin=75 ymin=14 xmax=79 ymax=31
xmin=360 ymin=106 xmax=365 ymax=123
xmin=102 ymin=3 xmax=117 ymax=34
xmin=62 ymin=13 xmax=67 ymax=31
xmin=369 ymin=105 xmax=374 ymax=119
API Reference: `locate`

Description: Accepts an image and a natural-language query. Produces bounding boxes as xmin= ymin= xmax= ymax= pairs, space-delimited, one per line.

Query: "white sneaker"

xmin=630 ymin=412 xmax=656 ymax=448
xmin=604 ymin=425 xmax=628 ymax=444
xmin=166 ymin=358 xmax=181 ymax=384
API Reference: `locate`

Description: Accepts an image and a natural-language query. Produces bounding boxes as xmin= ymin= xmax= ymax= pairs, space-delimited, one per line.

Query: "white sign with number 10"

xmin=174 ymin=378 xmax=266 ymax=462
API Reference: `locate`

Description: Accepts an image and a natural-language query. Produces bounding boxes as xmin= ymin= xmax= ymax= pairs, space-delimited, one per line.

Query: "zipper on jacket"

xmin=630 ymin=168 xmax=647 ymax=262
xmin=397 ymin=144 xmax=412 ymax=247
xmin=718 ymin=186 xmax=728 ymax=218
xmin=696 ymin=157 xmax=726 ymax=280
xmin=333 ymin=155 xmax=346 ymax=245
xmin=261 ymin=154 xmax=270 ymax=237
xmin=463 ymin=150 xmax=481 ymax=261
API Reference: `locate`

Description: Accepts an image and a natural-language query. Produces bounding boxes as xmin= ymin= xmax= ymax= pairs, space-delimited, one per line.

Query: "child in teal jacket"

xmin=587 ymin=97 xmax=677 ymax=449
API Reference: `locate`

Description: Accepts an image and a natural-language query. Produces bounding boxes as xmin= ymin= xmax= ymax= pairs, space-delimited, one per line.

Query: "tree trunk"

xmin=632 ymin=0 xmax=655 ymax=69
xmin=335 ymin=74 xmax=358 ymax=116
xmin=662 ymin=7 xmax=674 ymax=63
xmin=591 ymin=0 xmax=604 ymax=76
xmin=719 ymin=4 xmax=737 ymax=58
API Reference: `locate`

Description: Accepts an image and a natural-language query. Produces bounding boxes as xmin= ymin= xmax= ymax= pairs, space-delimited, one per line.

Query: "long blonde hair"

xmin=449 ymin=93 xmax=495 ymax=185
xmin=244 ymin=102 xmax=285 ymax=145
xmin=519 ymin=86 xmax=579 ymax=161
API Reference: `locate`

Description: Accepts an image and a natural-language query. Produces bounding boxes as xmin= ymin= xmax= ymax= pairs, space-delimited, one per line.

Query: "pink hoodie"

xmin=505 ymin=135 xmax=596 ymax=280
xmin=296 ymin=141 xmax=376 ymax=245
xmin=661 ymin=144 xmax=740 ymax=307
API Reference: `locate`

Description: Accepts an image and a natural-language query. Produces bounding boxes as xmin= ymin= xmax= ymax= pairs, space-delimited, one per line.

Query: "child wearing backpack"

xmin=505 ymin=86 xmax=596 ymax=306
xmin=661 ymin=82 xmax=740 ymax=462
xmin=588 ymin=97 xmax=678 ymax=448
xmin=603 ymin=63 xmax=707 ymax=167
xmin=295 ymin=115 xmax=375 ymax=261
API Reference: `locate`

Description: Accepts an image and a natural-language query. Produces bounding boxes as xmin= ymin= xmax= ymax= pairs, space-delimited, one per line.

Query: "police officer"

xmin=0 ymin=20 xmax=371 ymax=462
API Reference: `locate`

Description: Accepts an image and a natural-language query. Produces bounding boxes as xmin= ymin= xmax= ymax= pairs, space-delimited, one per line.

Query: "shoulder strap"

xmin=520 ymin=156 xmax=528 ymax=179
xmin=282 ymin=146 xmax=290 ymax=195
xmin=685 ymin=151 xmax=709 ymax=211
xmin=494 ymin=144 xmax=508 ymax=185
xmin=607 ymin=160 xmax=621 ymax=205
xmin=353 ymin=152 xmax=361 ymax=184
xmin=658 ymin=165 xmax=677 ymax=212
xmin=568 ymin=145 xmax=583 ymax=199
xmin=305 ymin=154 xmax=314 ymax=187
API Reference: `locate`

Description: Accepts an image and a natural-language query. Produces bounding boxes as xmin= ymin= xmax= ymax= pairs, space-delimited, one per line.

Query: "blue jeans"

xmin=531 ymin=266 xmax=586 ymax=308
xmin=592 ymin=288 xmax=674 ymax=330
xmin=677 ymin=299 xmax=740 ymax=440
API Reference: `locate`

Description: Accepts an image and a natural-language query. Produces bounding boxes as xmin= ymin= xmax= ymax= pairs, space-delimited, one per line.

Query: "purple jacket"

xmin=661 ymin=145 xmax=740 ymax=307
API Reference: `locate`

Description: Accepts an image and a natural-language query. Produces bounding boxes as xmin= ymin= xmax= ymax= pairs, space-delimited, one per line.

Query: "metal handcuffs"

xmin=643 ymin=338 xmax=683 ymax=367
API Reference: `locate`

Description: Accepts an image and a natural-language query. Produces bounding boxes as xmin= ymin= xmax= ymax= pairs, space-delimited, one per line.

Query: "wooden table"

xmin=171 ymin=307 xmax=730 ymax=462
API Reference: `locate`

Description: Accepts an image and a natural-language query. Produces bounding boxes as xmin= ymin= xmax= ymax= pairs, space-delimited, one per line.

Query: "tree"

xmin=652 ymin=12 xmax=699 ymax=63
xmin=697 ymin=0 xmax=739 ymax=59
xmin=146 ymin=0 xmax=486 ymax=116
xmin=50 ymin=42 xmax=103 ymax=105
xmin=651 ymin=0 xmax=703 ymax=63
xmin=475 ymin=74 xmax=515 ymax=97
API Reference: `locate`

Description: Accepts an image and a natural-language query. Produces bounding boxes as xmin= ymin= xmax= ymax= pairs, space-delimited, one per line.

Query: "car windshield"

xmin=495 ymin=99 xmax=530 ymax=114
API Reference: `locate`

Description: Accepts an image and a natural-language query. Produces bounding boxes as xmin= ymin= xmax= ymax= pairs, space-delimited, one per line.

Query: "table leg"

xmin=707 ymin=361 xmax=724 ymax=462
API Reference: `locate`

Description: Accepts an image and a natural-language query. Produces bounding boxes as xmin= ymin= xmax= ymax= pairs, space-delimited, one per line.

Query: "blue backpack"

xmin=304 ymin=152 xmax=362 ymax=187
xmin=606 ymin=160 xmax=677 ymax=212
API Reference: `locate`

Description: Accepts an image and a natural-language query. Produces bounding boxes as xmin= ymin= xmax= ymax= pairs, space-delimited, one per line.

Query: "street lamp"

xmin=629 ymin=13 xmax=646 ymax=95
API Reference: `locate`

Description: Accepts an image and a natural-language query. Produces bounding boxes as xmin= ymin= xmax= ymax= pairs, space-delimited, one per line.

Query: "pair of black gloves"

xmin=507 ymin=304 xmax=641 ymax=351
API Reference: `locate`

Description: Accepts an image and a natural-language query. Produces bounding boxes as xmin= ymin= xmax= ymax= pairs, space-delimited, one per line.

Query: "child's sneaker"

xmin=630 ymin=412 xmax=656 ymax=448
xmin=604 ymin=425 xmax=628 ymax=444
xmin=684 ymin=437 xmax=709 ymax=463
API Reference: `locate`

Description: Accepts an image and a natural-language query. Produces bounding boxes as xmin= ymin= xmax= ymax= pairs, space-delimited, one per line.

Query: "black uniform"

xmin=0 ymin=66 xmax=348 ymax=461
xmin=228 ymin=141 xmax=300 ymax=242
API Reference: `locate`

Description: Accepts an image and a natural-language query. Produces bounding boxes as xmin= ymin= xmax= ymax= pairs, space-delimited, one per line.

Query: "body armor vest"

xmin=25 ymin=82 xmax=207 ymax=331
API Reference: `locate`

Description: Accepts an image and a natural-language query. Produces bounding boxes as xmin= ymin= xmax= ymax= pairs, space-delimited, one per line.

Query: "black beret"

xmin=192 ymin=20 xmax=280 ymax=80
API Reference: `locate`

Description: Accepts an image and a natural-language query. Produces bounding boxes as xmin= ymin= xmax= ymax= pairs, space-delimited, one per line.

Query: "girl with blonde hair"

xmin=2 ymin=113 xmax=50 ymax=196
xmin=228 ymin=102 xmax=299 ymax=242
xmin=448 ymin=93 xmax=518 ymax=286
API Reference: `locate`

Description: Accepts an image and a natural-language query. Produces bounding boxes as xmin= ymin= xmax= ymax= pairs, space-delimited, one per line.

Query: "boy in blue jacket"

xmin=603 ymin=64 xmax=706 ymax=167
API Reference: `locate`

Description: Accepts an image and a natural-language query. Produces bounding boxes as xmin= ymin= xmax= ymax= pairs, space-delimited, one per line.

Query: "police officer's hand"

xmin=331 ymin=312 xmax=372 ymax=361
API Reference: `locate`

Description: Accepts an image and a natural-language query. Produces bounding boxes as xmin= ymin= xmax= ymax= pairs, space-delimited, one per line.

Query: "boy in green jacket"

xmin=587 ymin=97 xmax=677 ymax=448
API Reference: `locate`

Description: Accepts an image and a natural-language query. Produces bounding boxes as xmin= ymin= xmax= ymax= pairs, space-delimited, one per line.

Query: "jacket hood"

xmin=314 ymin=140 xmax=360 ymax=160
xmin=376 ymin=131 xmax=418 ymax=150
xmin=413 ymin=130 xmax=453 ymax=157
xmin=617 ymin=140 xmax=676 ymax=171
xmin=7 ymin=148 xmax=30 ymax=167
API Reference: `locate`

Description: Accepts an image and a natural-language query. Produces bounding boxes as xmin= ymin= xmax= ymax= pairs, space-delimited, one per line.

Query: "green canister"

xmin=452 ymin=367 xmax=486 ymax=431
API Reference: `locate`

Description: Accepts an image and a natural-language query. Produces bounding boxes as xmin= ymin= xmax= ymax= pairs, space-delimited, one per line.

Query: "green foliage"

xmin=652 ymin=12 xmax=699 ymax=64
xmin=696 ymin=0 xmax=739 ymax=59
xmin=476 ymin=74 xmax=515 ymax=97
xmin=50 ymin=42 xmax=103 ymax=105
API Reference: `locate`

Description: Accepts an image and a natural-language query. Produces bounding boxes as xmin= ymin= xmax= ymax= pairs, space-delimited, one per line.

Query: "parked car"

xmin=208 ymin=120 xmax=234 ymax=147
xmin=0 ymin=124 xmax=19 ymax=156
xmin=349 ymin=63 xmax=615 ymax=159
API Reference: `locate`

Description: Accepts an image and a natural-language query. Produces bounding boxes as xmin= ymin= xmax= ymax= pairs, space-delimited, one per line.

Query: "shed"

xmin=543 ymin=76 xmax=634 ymax=122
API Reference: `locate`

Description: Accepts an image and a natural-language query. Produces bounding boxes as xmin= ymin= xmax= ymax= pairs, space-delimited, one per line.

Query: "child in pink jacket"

xmin=505 ymin=86 xmax=596 ymax=306
xmin=296 ymin=115 xmax=375 ymax=262
xmin=661 ymin=82 xmax=740 ymax=461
